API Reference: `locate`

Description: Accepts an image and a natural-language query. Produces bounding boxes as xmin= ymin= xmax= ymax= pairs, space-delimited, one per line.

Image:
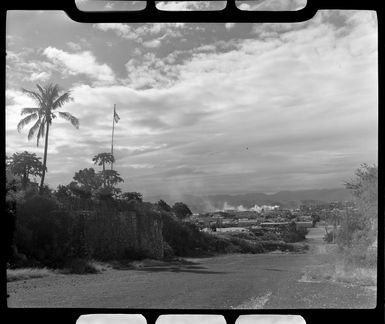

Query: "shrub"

xmin=341 ymin=164 xmax=378 ymax=267
xmin=229 ymin=237 xmax=265 ymax=253
xmin=163 ymin=242 xmax=175 ymax=260
xmin=62 ymin=258 xmax=99 ymax=274
xmin=324 ymin=231 xmax=335 ymax=243
xmin=282 ymin=222 xmax=308 ymax=243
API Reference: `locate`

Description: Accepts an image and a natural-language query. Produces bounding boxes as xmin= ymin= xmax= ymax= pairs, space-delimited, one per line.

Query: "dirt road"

xmin=7 ymin=227 xmax=376 ymax=308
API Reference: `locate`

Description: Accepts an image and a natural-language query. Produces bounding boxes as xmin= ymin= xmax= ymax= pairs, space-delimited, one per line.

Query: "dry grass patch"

xmin=7 ymin=268 xmax=55 ymax=282
xmin=300 ymin=262 xmax=376 ymax=287
xmin=334 ymin=262 xmax=376 ymax=286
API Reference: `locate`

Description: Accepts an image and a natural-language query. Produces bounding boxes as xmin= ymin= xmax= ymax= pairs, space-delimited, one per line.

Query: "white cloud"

xmin=6 ymin=50 xmax=55 ymax=86
xmin=225 ymin=22 xmax=236 ymax=30
xmin=156 ymin=1 xmax=226 ymax=11
xmin=67 ymin=41 xmax=82 ymax=51
xmin=93 ymin=23 xmax=141 ymax=40
xmin=26 ymin=71 xmax=51 ymax=82
xmin=143 ymin=38 xmax=162 ymax=48
xmin=93 ymin=22 xmax=186 ymax=48
xmin=43 ymin=47 xmax=116 ymax=84
xmin=6 ymin=10 xmax=378 ymax=195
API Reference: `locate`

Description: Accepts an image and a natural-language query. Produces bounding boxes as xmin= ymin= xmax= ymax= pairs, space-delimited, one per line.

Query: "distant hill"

xmin=145 ymin=188 xmax=353 ymax=213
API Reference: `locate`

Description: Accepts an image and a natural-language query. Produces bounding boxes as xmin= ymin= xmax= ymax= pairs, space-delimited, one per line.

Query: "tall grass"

xmin=7 ymin=267 xmax=54 ymax=282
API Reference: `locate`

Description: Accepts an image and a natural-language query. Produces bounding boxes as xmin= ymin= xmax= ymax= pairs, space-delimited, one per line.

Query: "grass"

xmin=7 ymin=267 xmax=55 ymax=282
xmin=334 ymin=262 xmax=376 ymax=286
xmin=301 ymin=262 xmax=376 ymax=287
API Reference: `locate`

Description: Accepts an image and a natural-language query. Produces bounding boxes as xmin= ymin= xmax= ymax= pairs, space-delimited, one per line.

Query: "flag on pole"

xmin=114 ymin=107 xmax=120 ymax=123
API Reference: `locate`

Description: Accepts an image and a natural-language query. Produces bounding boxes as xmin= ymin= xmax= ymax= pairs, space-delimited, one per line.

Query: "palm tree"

xmin=17 ymin=83 xmax=79 ymax=194
xmin=92 ymin=152 xmax=115 ymax=188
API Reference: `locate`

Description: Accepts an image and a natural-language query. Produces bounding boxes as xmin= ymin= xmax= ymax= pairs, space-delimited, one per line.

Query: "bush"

xmin=14 ymin=195 xmax=67 ymax=266
xmin=163 ymin=242 xmax=175 ymax=260
xmin=13 ymin=195 xmax=92 ymax=268
xmin=62 ymin=258 xmax=99 ymax=274
xmin=324 ymin=231 xmax=335 ymax=243
xmin=282 ymin=222 xmax=308 ymax=243
xmin=161 ymin=212 xmax=239 ymax=256
xmin=228 ymin=237 xmax=265 ymax=253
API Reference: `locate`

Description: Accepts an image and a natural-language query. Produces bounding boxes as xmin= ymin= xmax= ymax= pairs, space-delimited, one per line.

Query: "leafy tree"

xmin=92 ymin=153 xmax=115 ymax=188
xmin=55 ymin=184 xmax=73 ymax=201
xmin=73 ymin=168 xmax=103 ymax=191
xmin=103 ymin=169 xmax=124 ymax=188
xmin=345 ymin=164 xmax=378 ymax=232
xmin=172 ymin=202 xmax=193 ymax=220
xmin=68 ymin=181 xmax=92 ymax=200
xmin=68 ymin=168 xmax=102 ymax=199
xmin=17 ymin=83 xmax=79 ymax=194
xmin=311 ymin=213 xmax=321 ymax=227
xmin=121 ymin=192 xmax=143 ymax=202
xmin=338 ymin=164 xmax=378 ymax=264
xmin=157 ymin=199 xmax=172 ymax=212
xmin=8 ymin=151 xmax=45 ymax=189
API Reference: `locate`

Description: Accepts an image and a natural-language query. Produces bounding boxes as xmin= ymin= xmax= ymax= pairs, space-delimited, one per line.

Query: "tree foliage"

xmin=120 ymin=192 xmax=143 ymax=202
xmin=172 ymin=202 xmax=193 ymax=220
xmin=92 ymin=152 xmax=115 ymax=188
xmin=339 ymin=164 xmax=378 ymax=265
xmin=157 ymin=199 xmax=172 ymax=212
xmin=8 ymin=151 xmax=45 ymax=189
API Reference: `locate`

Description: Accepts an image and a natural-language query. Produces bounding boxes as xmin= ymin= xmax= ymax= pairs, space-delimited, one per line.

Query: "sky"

xmin=6 ymin=1 xmax=378 ymax=200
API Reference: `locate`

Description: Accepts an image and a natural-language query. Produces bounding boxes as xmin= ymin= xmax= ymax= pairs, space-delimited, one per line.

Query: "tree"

xmin=55 ymin=184 xmax=73 ymax=202
xmin=172 ymin=202 xmax=193 ymax=220
xmin=17 ymin=83 xmax=79 ymax=194
xmin=311 ymin=213 xmax=321 ymax=227
xmin=345 ymin=164 xmax=378 ymax=232
xmin=72 ymin=168 xmax=103 ymax=192
xmin=157 ymin=200 xmax=172 ymax=212
xmin=339 ymin=164 xmax=378 ymax=264
xmin=8 ymin=151 xmax=46 ymax=189
xmin=121 ymin=192 xmax=143 ymax=202
xmin=92 ymin=153 xmax=115 ymax=188
xmin=102 ymin=169 xmax=124 ymax=188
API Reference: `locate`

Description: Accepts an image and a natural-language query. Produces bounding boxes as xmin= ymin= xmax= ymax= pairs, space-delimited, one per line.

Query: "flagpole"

xmin=111 ymin=104 xmax=116 ymax=170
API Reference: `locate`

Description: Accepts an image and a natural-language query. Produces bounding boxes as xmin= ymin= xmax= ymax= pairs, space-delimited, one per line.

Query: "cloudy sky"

xmin=6 ymin=2 xmax=377 ymax=200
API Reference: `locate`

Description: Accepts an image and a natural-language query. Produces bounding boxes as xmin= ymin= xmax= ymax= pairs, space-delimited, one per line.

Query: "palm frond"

xmin=52 ymin=92 xmax=73 ymax=110
xmin=58 ymin=112 xmax=79 ymax=129
xmin=17 ymin=113 xmax=38 ymax=132
xmin=22 ymin=88 xmax=44 ymax=107
xmin=21 ymin=107 xmax=41 ymax=115
xmin=27 ymin=118 xmax=42 ymax=141
xmin=36 ymin=84 xmax=45 ymax=96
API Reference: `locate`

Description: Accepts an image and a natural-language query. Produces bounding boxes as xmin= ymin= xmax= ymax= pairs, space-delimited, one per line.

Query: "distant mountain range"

xmin=146 ymin=188 xmax=353 ymax=213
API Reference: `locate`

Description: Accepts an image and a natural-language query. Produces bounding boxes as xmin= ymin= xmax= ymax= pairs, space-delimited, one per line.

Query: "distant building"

xmin=260 ymin=222 xmax=290 ymax=228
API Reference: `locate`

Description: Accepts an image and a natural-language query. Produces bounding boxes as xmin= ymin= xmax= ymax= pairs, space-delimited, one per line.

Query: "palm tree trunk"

xmin=39 ymin=122 xmax=50 ymax=194
xmin=103 ymin=163 xmax=106 ymax=188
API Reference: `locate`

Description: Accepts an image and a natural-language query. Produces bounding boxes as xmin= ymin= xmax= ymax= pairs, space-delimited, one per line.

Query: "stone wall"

xmin=76 ymin=204 xmax=164 ymax=260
